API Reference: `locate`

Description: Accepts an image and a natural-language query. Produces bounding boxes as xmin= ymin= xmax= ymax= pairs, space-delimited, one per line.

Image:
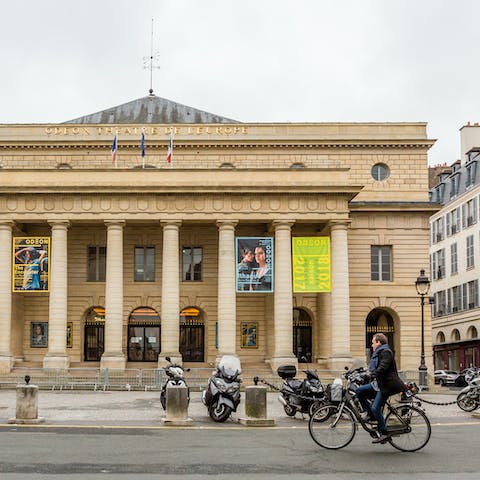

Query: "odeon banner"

xmin=292 ymin=237 xmax=331 ymax=293
xmin=12 ymin=237 xmax=50 ymax=292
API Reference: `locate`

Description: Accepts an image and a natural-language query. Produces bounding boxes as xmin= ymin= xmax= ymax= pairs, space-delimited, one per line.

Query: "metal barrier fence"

xmin=0 ymin=367 xmax=426 ymax=391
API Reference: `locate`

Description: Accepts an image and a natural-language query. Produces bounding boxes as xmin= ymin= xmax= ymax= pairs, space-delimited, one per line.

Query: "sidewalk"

xmin=0 ymin=388 xmax=469 ymax=428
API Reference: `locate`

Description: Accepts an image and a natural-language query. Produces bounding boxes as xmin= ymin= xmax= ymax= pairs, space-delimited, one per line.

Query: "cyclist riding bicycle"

xmin=356 ymin=333 xmax=406 ymax=444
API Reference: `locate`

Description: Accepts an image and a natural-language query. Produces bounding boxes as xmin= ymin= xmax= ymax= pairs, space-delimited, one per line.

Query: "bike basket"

xmin=327 ymin=381 xmax=343 ymax=402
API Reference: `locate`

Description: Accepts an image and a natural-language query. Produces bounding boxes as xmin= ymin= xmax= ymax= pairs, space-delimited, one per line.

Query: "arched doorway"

xmin=293 ymin=308 xmax=312 ymax=363
xmin=180 ymin=307 xmax=204 ymax=362
xmin=365 ymin=309 xmax=395 ymax=358
xmin=84 ymin=306 xmax=105 ymax=361
xmin=127 ymin=307 xmax=161 ymax=362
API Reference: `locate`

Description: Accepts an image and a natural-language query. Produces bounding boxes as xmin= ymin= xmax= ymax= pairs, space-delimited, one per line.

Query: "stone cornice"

xmin=350 ymin=201 xmax=440 ymax=213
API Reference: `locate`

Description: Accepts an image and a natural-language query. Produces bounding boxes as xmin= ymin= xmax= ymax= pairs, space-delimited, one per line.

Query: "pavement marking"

xmin=0 ymin=421 xmax=479 ymax=431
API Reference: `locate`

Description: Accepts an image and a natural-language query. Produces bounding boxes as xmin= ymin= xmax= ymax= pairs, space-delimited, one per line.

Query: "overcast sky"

xmin=1 ymin=0 xmax=479 ymax=165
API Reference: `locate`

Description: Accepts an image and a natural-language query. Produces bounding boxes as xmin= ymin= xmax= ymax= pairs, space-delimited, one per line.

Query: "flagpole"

xmin=141 ymin=128 xmax=145 ymax=169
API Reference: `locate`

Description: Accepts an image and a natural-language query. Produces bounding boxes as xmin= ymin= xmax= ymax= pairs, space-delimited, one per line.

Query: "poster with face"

xmin=30 ymin=322 xmax=48 ymax=348
xmin=13 ymin=237 xmax=50 ymax=292
xmin=235 ymin=237 xmax=274 ymax=293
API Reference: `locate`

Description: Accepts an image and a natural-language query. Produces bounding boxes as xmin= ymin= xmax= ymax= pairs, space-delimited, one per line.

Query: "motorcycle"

xmin=457 ymin=371 xmax=480 ymax=412
xmin=202 ymin=355 xmax=242 ymax=422
xmin=160 ymin=356 xmax=190 ymax=410
xmin=277 ymin=364 xmax=326 ymax=417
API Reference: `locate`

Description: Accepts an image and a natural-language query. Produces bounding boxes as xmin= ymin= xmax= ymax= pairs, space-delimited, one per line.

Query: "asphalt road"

xmin=0 ymin=421 xmax=479 ymax=478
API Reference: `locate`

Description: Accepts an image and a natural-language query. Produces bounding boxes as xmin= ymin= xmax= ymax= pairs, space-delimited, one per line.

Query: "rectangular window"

xmin=468 ymin=280 xmax=479 ymax=309
xmin=467 ymin=235 xmax=475 ymax=269
xmin=467 ymin=198 xmax=478 ymax=226
xmin=134 ymin=246 xmax=155 ymax=282
xmin=370 ymin=246 xmax=392 ymax=281
xmin=432 ymin=248 xmax=445 ymax=280
xmin=182 ymin=246 xmax=203 ymax=281
xmin=87 ymin=246 xmax=106 ymax=282
xmin=450 ymin=243 xmax=458 ymax=275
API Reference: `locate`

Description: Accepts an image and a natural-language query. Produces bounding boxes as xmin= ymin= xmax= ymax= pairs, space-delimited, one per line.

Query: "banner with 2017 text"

xmin=292 ymin=237 xmax=331 ymax=293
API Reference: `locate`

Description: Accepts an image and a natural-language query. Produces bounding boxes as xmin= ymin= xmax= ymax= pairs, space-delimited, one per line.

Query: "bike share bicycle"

xmin=308 ymin=367 xmax=431 ymax=452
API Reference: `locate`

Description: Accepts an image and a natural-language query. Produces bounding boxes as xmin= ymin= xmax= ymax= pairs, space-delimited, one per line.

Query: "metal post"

xmin=419 ymin=293 xmax=428 ymax=390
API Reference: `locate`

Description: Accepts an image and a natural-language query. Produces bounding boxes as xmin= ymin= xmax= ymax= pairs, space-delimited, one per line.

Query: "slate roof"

xmin=64 ymin=94 xmax=240 ymax=124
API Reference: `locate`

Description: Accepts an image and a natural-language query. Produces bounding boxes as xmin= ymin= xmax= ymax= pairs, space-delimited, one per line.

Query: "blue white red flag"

xmin=111 ymin=131 xmax=118 ymax=166
xmin=141 ymin=130 xmax=145 ymax=159
xmin=166 ymin=130 xmax=173 ymax=164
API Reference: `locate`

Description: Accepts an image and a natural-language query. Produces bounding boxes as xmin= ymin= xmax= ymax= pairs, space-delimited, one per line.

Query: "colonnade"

xmin=0 ymin=219 xmax=352 ymax=372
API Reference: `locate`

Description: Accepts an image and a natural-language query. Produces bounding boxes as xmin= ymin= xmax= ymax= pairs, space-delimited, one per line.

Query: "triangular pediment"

xmin=65 ymin=94 xmax=240 ymax=124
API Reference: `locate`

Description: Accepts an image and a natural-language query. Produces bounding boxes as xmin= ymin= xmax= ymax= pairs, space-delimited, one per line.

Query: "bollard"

xmin=161 ymin=385 xmax=193 ymax=426
xmin=8 ymin=376 xmax=45 ymax=424
xmin=239 ymin=385 xmax=275 ymax=426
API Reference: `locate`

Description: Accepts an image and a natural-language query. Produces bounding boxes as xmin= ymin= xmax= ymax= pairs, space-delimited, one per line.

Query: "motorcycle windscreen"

xmin=218 ymin=355 xmax=242 ymax=376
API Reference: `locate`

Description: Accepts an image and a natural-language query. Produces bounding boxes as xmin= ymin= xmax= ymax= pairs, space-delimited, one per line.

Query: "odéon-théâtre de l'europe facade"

xmin=0 ymin=95 xmax=438 ymax=375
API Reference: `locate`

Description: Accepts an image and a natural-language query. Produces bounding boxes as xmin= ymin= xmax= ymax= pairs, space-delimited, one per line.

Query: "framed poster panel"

xmin=13 ymin=237 xmax=50 ymax=292
xmin=241 ymin=322 xmax=258 ymax=348
xmin=30 ymin=322 xmax=48 ymax=348
xmin=235 ymin=237 xmax=274 ymax=292
xmin=66 ymin=322 xmax=73 ymax=348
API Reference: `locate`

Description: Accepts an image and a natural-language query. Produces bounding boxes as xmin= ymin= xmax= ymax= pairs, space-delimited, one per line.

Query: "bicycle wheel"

xmin=385 ymin=405 xmax=431 ymax=452
xmin=308 ymin=404 xmax=356 ymax=450
xmin=457 ymin=392 xmax=478 ymax=412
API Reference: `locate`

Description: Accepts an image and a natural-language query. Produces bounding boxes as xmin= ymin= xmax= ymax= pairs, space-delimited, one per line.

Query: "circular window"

xmin=371 ymin=163 xmax=390 ymax=181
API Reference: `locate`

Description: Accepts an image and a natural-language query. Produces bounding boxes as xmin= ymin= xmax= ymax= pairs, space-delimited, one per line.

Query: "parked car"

xmin=434 ymin=369 xmax=459 ymax=386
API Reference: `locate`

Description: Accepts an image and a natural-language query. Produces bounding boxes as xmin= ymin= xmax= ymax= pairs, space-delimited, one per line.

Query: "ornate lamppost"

xmin=415 ymin=269 xmax=430 ymax=390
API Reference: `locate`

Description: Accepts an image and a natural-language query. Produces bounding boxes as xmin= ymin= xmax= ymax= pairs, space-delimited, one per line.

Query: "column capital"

xmin=104 ymin=220 xmax=126 ymax=228
xmin=160 ymin=220 xmax=182 ymax=228
xmin=271 ymin=220 xmax=295 ymax=230
xmin=0 ymin=220 xmax=15 ymax=230
xmin=48 ymin=220 xmax=70 ymax=229
xmin=329 ymin=219 xmax=351 ymax=230
xmin=216 ymin=220 xmax=238 ymax=229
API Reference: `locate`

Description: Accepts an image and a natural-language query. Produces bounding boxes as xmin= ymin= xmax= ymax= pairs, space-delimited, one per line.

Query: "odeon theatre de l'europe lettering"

xmin=0 ymin=95 xmax=438 ymax=374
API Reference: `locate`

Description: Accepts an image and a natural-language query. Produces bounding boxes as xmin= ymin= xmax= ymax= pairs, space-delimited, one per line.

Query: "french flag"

xmin=166 ymin=130 xmax=173 ymax=164
xmin=111 ymin=131 xmax=118 ymax=166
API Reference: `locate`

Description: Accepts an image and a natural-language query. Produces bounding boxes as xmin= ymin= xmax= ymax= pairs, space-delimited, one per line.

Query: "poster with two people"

xmin=236 ymin=237 xmax=274 ymax=293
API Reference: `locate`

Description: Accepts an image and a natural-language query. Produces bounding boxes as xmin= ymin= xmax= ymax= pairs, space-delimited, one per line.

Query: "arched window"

xmin=365 ymin=309 xmax=395 ymax=354
xmin=451 ymin=329 xmax=461 ymax=342
xmin=290 ymin=162 xmax=306 ymax=169
xmin=219 ymin=162 xmax=235 ymax=169
xmin=128 ymin=307 xmax=160 ymax=362
xmin=467 ymin=326 xmax=478 ymax=339
xmin=436 ymin=331 xmax=446 ymax=344
xmin=371 ymin=163 xmax=390 ymax=181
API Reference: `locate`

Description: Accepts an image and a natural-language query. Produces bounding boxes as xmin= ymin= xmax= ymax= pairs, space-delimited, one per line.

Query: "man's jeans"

xmin=355 ymin=383 xmax=387 ymax=433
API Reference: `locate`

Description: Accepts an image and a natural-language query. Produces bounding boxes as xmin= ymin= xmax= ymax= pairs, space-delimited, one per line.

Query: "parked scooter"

xmin=202 ymin=355 xmax=242 ymax=422
xmin=160 ymin=356 xmax=191 ymax=410
xmin=457 ymin=370 xmax=480 ymax=412
xmin=277 ymin=364 xmax=326 ymax=417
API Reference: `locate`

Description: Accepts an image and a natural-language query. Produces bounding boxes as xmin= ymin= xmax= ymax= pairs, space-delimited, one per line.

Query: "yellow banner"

xmin=292 ymin=237 xmax=331 ymax=293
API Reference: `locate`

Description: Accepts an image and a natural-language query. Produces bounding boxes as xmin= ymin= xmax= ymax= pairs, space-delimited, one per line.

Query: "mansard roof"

xmin=64 ymin=94 xmax=240 ymax=124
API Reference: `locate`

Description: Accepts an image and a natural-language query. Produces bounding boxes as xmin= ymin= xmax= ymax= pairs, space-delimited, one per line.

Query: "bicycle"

xmin=308 ymin=367 xmax=431 ymax=452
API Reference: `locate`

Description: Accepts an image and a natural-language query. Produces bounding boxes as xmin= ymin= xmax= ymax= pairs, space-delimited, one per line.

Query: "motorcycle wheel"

xmin=457 ymin=392 xmax=478 ymax=412
xmin=209 ymin=403 xmax=232 ymax=422
xmin=308 ymin=400 xmax=329 ymax=419
xmin=283 ymin=404 xmax=296 ymax=417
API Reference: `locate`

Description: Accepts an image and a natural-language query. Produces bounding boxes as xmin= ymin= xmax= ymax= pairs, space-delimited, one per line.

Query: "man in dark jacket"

xmin=356 ymin=333 xmax=405 ymax=444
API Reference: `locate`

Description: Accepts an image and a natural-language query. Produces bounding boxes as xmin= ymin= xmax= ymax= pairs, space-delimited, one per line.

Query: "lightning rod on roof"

xmin=143 ymin=18 xmax=161 ymax=95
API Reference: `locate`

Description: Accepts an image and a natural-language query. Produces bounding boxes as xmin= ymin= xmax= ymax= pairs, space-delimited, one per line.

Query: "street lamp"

xmin=415 ymin=269 xmax=431 ymax=390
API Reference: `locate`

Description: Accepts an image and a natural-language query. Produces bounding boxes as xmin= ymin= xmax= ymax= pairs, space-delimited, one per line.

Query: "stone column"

xmin=101 ymin=221 xmax=126 ymax=370
xmin=328 ymin=220 xmax=352 ymax=371
xmin=0 ymin=221 xmax=14 ymax=372
xmin=44 ymin=221 xmax=70 ymax=369
xmin=270 ymin=220 xmax=296 ymax=372
xmin=159 ymin=220 xmax=182 ymax=366
xmin=216 ymin=220 xmax=238 ymax=360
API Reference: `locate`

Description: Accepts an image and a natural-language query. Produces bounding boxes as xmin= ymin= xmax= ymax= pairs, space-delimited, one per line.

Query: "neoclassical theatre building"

xmin=0 ymin=95 xmax=437 ymax=374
